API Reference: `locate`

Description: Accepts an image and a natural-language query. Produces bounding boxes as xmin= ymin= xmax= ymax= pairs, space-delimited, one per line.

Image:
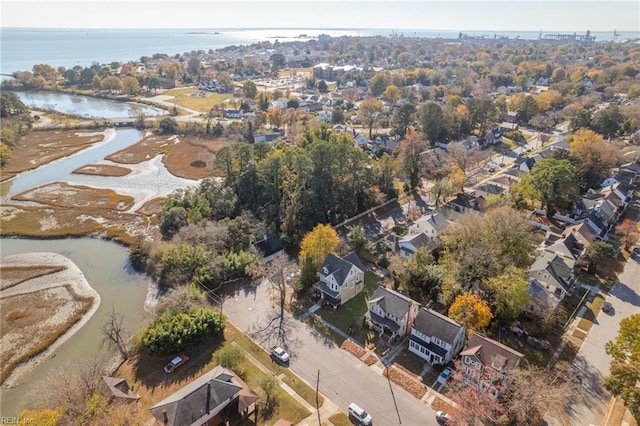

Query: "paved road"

xmin=222 ymin=281 xmax=440 ymax=426
xmin=567 ymin=251 xmax=640 ymax=425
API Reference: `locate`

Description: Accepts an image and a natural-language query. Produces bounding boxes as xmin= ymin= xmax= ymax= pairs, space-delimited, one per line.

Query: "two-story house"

xmin=408 ymin=308 xmax=466 ymax=366
xmin=313 ymin=252 xmax=365 ymax=308
xmin=366 ymin=286 xmax=420 ymax=343
xmin=459 ymin=333 xmax=524 ymax=398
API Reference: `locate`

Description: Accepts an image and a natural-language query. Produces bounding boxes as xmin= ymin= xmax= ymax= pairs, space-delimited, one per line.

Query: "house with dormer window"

xmin=366 ymin=286 xmax=420 ymax=343
xmin=408 ymin=308 xmax=465 ymax=366
xmin=459 ymin=333 xmax=524 ymax=398
xmin=313 ymin=252 xmax=365 ymax=308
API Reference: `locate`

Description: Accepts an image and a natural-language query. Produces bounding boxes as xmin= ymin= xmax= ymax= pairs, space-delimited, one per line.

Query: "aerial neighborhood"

xmin=2 ymin=26 xmax=640 ymax=426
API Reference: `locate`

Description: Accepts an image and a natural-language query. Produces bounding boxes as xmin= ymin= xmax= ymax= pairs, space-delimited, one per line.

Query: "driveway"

xmin=222 ymin=281 xmax=440 ymax=426
xmin=565 ymin=253 xmax=640 ymax=425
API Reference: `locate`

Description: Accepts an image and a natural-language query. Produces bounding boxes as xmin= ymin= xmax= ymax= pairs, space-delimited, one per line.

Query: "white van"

xmin=348 ymin=402 xmax=373 ymax=425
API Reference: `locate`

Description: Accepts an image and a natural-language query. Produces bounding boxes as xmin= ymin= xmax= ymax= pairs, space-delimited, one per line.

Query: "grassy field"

xmin=0 ymin=264 xmax=66 ymax=290
xmin=163 ymin=88 xmax=233 ymax=113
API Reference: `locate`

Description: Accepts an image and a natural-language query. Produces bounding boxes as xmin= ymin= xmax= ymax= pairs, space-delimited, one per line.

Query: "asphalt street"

xmin=222 ymin=280 xmax=440 ymax=426
xmin=567 ymin=252 xmax=640 ymax=425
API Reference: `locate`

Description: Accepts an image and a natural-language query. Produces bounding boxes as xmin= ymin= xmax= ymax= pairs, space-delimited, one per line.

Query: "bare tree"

xmin=251 ymin=257 xmax=297 ymax=348
xmin=31 ymin=359 xmax=108 ymax=418
xmin=100 ymin=308 xmax=129 ymax=360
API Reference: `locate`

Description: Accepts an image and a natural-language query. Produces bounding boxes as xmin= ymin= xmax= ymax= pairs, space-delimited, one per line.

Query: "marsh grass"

xmin=0 ymin=284 xmax=94 ymax=383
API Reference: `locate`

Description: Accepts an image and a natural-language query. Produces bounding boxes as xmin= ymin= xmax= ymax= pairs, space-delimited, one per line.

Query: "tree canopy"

xmin=517 ymin=157 xmax=580 ymax=217
xmin=299 ymin=223 xmax=339 ymax=270
xmin=448 ymin=292 xmax=493 ymax=333
xmin=605 ymin=314 xmax=640 ymax=423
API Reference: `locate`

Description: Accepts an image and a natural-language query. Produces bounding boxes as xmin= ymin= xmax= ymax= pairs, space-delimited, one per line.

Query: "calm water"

xmin=2 ymin=27 xmax=635 ymax=74
xmin=0 ymin=238 xmax=152 ymax=416
xmin=16 ymin=91 xmax=166 ymax=118
xmin=4 ymin=128 xmax=144 ymax=196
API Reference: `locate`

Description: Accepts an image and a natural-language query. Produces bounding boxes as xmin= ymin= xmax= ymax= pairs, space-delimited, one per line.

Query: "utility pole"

xmin=316 ymin=370 xmax=321 ymax=426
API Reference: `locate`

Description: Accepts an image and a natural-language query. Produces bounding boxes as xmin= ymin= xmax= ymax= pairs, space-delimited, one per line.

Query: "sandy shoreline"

xmin=0 ymin=252 xmax=101 ymax=389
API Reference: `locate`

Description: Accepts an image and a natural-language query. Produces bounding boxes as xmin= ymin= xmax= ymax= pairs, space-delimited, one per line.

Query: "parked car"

xmin=348 ymin=402 xmax=372 ymax=425
xmin=527 ymin=336 xmax=549 ymax=350
xmin=271 ymin=346 xmax=290 ymax=364
xmin=437 ymin=367 xmax=453 ymax=384
xmin=511 ymin=325 xmax=525 ymax=337
xmin=602 ymin=302 xmax=614 ymax=314
xmin=164 ymin=354 xmax=189 ymax=373
xmin=436 ymin=411 xmax=453 ymax=424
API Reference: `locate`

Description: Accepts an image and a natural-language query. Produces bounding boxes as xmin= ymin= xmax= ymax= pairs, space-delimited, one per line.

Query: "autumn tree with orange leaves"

xmin=448 ymin=293 xmax=493 ymax=334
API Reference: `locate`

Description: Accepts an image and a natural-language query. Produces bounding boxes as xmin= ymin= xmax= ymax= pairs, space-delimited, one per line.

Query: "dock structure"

xmin=542 ymin=30 xmax=596 ymax=43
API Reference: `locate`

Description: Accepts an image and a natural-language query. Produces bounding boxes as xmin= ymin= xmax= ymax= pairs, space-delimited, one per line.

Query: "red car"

xmin=164 ymin=354 xmax=189 ymax=373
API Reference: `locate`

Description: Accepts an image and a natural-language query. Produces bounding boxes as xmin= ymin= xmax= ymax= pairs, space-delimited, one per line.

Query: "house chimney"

xmin=162 ymin=409 xmax=168 ymax=423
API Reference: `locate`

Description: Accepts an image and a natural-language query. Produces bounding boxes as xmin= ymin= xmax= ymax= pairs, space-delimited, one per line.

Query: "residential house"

xmin=251 ymin=235 xmax=285 ymax=263
xmin=528 ymin=250 xmax=577 ymax=305
xmin=448 ymin=192 xmax=486 ymax=214
xmin=474 ymin=183 xmax=506 ymax=199
xmin=504 ymin=111 xmax=519 ymax=123
xmin=513 ymin=157 xmax=536 ymax=173
xmin=482 ymin=128 xmax=502 ymax=146
xmin=318 ymin=110 xmax=332 ymax=123
xmin=562 ymin=222 xmax=596 ymax=248
xmin=459 ymin=333 xmax=524 ymax=398
xmin=499 ymin=122 xmax=519 ymax=132
xmin=366 ymin=286 xmax=420 ymax=343
xmin=408 ymin=308 xmax=466 ymax=366
xmin=313 ymin=252 xmax=365 ymax=308
xmin=149 ymin=366 xmax=259 ymax=426
xmin=394 ymin=232 xmax=439 ymax=258
xmin=619 ymin=160 xmax=640 ymax=185
xmin=253 ymin=132 xmax=284 ymax=144
xmin=409 ymin=210 xmax=450 ymax=242
xmin=354 ymin=133 xmax=370 ymax=149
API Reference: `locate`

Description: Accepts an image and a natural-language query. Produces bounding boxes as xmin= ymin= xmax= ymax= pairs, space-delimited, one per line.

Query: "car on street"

xmin=164 ymin=354 xmax=189 ymax=373
xmin=436 ymin=411 xmax=453 ymax=424
xmin=348 ymin=402 xmax=372 ymax=425
xmin=526 ymin=336 xmax=549 ymax=350
xmin=602 ymin=301 xmax=614 ymax=314
xmin=271 ymin=346 xmax=290 ymax=364
xmin=437 ymin=367 xmax=453 ymax=384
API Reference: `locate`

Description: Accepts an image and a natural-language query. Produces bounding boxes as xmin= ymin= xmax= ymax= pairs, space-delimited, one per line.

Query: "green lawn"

xmin=232 ymin=332 xmax=324 ymax=407
xmin=162 ymin=88 xmax=232 ymax=112
xmin=236 ymin=358 xmax=311 ymax=425
xmin=328 ymin=413 xmax=352 ymax=426
xmin=582 ymin=293 xmax=605 ymax=324
xmin=315 ymin=272 xmax=383 ymax=345
xmin=500 ymin=138 xmax=518 ymax=150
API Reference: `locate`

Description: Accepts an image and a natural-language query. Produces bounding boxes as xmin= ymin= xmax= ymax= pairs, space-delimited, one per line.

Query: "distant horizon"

xmin=2 ymin=1 xmax=638 ymax=33
xmin=2 ymin=27 xmax=637 ymax=34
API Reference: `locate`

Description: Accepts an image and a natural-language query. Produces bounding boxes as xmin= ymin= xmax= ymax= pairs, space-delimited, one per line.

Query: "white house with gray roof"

xmin=366 ymin=286 xmax=420 ymax=343
xmin=313 ymin=252 xmax=365 ymax=307
xmin=408 ymin=308 xmax=466 ymax=366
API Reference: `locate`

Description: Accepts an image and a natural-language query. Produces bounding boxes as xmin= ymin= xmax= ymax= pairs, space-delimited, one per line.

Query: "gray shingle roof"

xmin=320 ymin=252 xmax=364 ymax=286
xmin=412 ymin=308 xmax=463 ymax=344
xmin=150 ymin=366 xmax=242 ymax=426
xmin=370 ymin=286 xmax=416 ymax=320
xmin=460 ymin=333 xmax=523 ymax=372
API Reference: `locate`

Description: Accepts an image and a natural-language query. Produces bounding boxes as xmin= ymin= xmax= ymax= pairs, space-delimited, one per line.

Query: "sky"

xmin=1 ymin=0 xmax=639 ymax=32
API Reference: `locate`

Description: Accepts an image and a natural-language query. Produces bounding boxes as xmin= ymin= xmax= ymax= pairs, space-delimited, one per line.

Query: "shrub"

xmin=141 ymin=306 xmax=225 ymax=355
